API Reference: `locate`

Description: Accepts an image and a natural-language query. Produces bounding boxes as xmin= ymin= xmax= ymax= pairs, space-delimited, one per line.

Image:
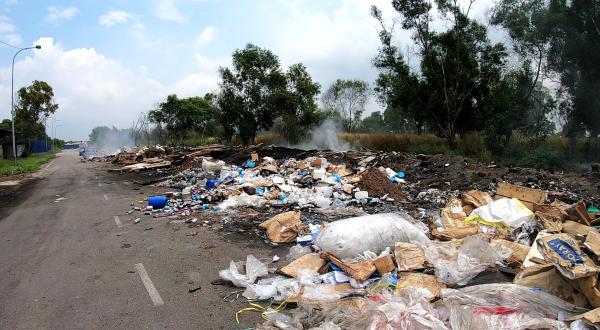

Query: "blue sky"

xmin=0 ymin=0 xmax=496 ymax=140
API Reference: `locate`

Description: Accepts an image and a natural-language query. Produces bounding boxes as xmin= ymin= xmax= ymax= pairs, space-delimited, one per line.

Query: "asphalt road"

xmin=0 ymin=150 xmax=275 ymax=329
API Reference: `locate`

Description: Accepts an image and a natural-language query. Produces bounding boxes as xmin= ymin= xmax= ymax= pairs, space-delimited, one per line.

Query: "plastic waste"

xmin=315 ymin=213 xmax=429 ymax=259
xmin=286 ymin=244 xmax=311 ymax=261
xmin=354 ymin=191 xmax=368 ymax=200
xmin=148 ymin=196 xmax=168 ymax=209
xmin=465 ymin=198 xmax=534 ymax=229
xmin=218 ymin=193 xmax=264 ymax=210
xmin=243 ymin=276 xmax=300 ymax=301
xmin=243 ymin=160 xmax=256 ymax=168
xmin=447 ymin=304 xmax=568 ymax=330
xmin=425 ymin=235 xmax=512 ymax=286
xmin=312 ymin=168 xmax=326 ymax=180
xmin=206 ymin=179 xmax=220 ymax=189
xmin=201 ymin=158 xmax=224 ymax=173
xmin=218 ymin=255 xmax=268 ymax=288
xmin=314 ymin=195 xmax=332 ymax=208
xmin=440 ymin=284 xmax=589 ymax=319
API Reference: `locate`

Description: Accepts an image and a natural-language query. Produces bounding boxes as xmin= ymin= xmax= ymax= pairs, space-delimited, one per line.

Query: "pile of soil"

xmin=357 ymin=168 xmax=406 ymax=202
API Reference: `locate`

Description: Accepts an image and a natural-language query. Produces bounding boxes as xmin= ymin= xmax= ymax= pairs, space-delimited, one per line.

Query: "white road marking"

xmin=113 ymin=216 xmax=122 ymax=228
xmin=134 ymin=263 xmax=164 ymax=306
xmin=103 ymin=194 xmax=109 ymax=200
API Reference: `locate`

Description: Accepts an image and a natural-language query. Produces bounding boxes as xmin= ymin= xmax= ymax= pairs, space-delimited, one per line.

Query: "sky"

xmin=0 ymin=0 xmax=497 ymax=141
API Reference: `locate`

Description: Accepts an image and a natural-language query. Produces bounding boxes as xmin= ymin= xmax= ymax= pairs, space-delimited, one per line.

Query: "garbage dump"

xmin=111 ymin=144 xmax=600 ymax=329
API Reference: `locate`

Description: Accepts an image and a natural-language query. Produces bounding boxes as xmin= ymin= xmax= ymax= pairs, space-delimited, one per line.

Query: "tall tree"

xmin=275 ymin=63 xmax=321 ymax=144
xmin=493 ymin=0 xmax=600 ymax=136
xmin=148 ymin=94 xmax=219 ymax=143
xmin=218 ymin=44 xmax=287 ymax=145
xmin=14 ymin=80 xmax=59 ymax=148
xmin=321 ymin=79 xmax=369 ymax=132
xmin=372 ymin=1 xmax=507 ymax=146
xmin=359 ymin=111 xmax=388 ymax=132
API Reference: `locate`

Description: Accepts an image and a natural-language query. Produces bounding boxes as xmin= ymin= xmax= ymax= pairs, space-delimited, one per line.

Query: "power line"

xmin=0 ymin=40 xmax=20 ymax=50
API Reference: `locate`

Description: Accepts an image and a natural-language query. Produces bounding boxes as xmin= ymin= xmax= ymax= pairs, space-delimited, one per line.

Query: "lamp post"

xmin=11 ymin=45 xmax=41 ymax=165
xmin=53 ymin=124 xmax=62 ymax=149
xmin=51 ymin=118 xmax=60 ymax=150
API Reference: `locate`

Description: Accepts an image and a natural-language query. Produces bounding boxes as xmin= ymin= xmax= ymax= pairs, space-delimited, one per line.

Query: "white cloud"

xmin=196 ymin=26 xmax=217 ymax=47
xmin=98 ymin=10 xmax=132 ymax=27
xmin=0 ymin=20 xmax=15 ymax=33
xmin=0 ymin=38 xmax=221 ymax=140
xmin=2 ymin=33 xmax=21 ymax=45
xmin=0 ymin=15 xmax=20 ymax=46
xmin=45 ymin=6 xmax=79 ymax=23
xmin=155 ymin=0 xmax=188 ymax=24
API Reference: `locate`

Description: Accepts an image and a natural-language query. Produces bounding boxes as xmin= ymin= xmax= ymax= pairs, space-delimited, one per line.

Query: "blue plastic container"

xmin=148 ymin=195 xmax=168 ymax=209
xmin=206 ymin=179 xmax=220 ymax=189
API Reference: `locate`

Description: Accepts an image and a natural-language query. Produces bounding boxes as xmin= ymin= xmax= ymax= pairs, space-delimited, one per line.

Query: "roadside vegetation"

xmin=88 ymin=1 xmax=600 ymax=171
xmin=0 ymin=150 xmax=58 ymax=176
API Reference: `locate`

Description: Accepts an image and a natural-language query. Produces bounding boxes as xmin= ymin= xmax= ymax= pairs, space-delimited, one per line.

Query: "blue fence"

xmin=31 ymin=139 xmax=53 ymax=153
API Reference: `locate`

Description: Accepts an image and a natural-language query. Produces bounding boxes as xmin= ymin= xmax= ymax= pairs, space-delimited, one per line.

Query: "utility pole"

xmin=11 ymin=45 xmax=41 ymax=164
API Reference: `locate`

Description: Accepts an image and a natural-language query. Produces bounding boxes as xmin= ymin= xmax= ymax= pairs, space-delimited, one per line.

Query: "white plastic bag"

xmin=217 ymin=193 xmax=264 ymax=210
xmin=314 ymin=213 xmax=429 ymax=259
xmin=243 ymin=276 xmax=300 ymax=301
xmin=218 ymin=255 xmax=268 ymax=288
xmin=425 ymin=235 xmax=512 ymax=286
xmin=465 ymin=198 xmax=534 ymax=229
xmin=202 ymin=158 xmax=225 ymax=173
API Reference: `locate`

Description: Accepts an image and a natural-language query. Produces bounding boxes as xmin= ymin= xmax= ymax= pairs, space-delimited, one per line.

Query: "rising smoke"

xmin=83 ymin=128 xmax=135 ymax=159
xmin=292 ymin=119 xmax=351 ymax=151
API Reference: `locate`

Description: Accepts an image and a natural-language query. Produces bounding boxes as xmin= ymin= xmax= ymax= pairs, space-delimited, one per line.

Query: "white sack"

xmin=314 ymin=213 xmax=429 ymax=259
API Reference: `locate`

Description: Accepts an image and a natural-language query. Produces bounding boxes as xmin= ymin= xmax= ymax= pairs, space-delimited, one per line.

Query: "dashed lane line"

xmin=113 ymin=215 xmax=122 ymax=228
xmin=103 ymin=194 xmax=109 ymax=200
xmin=134 ymin=263 xmax=164 ymax=306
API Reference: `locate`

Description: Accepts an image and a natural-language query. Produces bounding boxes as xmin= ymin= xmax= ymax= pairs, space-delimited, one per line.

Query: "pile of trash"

xmin=131 ymin=151 xmax=407 ymax=217
xmin=212 ymin=182 xmax=600 ymax=329
xmin=110 ymin=146 xmax=600 ymax=328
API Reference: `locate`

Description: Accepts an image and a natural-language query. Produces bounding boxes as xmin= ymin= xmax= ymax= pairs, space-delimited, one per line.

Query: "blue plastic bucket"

xmin=148 ymin=195 xmax=168 ymax=209
xmin=206 ymin=179 xmax=220 ymax=189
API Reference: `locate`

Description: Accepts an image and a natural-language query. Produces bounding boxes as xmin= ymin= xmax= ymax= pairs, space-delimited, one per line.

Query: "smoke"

xmin=83 ymin=128 xmax=135 ymax=159
xmin=292 ymin=119 xmax=351 ymax=151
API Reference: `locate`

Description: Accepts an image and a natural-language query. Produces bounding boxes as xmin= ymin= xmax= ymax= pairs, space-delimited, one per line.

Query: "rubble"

xmin=108 ymin=144 xmax=600 ymax=329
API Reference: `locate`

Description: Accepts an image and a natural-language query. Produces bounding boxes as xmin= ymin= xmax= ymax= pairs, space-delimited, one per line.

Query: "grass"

xmin=0 ymin=150 xmax=58 ymax=176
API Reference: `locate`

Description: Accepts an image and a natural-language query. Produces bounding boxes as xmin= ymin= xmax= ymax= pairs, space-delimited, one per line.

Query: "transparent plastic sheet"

xmin=314 ymin=213 xmax=430 ymax=260
xmin=440 ymin=284 xmax=589 ymax=320
xmin=569 ymin=319 xmax=596 ymax=330
xmin=261 ymin=289 xmax=449 ymax=330
xmin=286 ymin=244 xmax=312 ymax=261
xmin=424 ymin=235 xmax=512 ymax=286
xmin=218 ymin=255 xmax=268 ymax=288
xmin=243 ymin=276 xmax=300 ymax=301
xmin=447 ymin=304 xmax=569 ymax=330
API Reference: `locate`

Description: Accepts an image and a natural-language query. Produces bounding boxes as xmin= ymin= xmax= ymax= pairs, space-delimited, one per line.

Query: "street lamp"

xmin=50 ymin=117 xmax=60 ymax=150
xmin=11 ymin=44 xmax=41 ymax=165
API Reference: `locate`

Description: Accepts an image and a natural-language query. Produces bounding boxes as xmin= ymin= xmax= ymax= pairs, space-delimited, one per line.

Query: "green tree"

xmin=218 ymin=44 xmax=287 ymax=145
xmin=275 ymin=63 xmax=321 ymax=144
xmin=372 ymin=2 xmax=507 ymax=147
xmin=492 ymin=0 xmax=600 ymax=136
xmin=321 ymin=79 xmax=369 ymax=132
xmin=14 ymin=80 xmax=59 ymax=148
xmin=359 ymin=111 xmax=387 ymax=132
xmin=148 ymin=94 xmax=219 ymax=143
